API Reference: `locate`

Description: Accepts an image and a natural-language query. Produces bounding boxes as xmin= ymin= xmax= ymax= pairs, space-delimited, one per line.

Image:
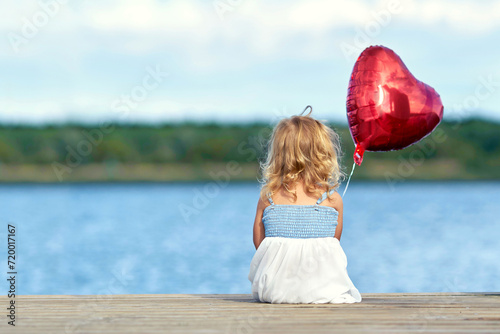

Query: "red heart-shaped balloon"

xmin=346 ymin=45 xmax=443 ymax=165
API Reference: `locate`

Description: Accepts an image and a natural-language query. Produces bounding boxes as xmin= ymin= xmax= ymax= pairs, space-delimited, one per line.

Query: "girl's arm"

xmin=335 ymin=206 xmax=343 ymax=241
xmin=253 ymin=197 xmax=266 ymax=249
xmin=330 ymin=192 xmax=343 ymax=241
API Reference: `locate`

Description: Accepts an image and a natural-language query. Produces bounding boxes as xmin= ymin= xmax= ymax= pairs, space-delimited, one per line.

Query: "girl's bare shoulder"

xmin=256 ymin=195 xmax=272 ymax=211
xmin=324 ymin=191 xmax=343 ymax=211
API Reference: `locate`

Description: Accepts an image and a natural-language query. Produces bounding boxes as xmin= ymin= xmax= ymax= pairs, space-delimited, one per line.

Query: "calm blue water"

xmin=1 ymin=181 xmax=499 ymax=295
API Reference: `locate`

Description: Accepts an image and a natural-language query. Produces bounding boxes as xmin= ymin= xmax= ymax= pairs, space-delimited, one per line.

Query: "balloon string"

xmin=342 ymin=162 xmax=356 ymax=198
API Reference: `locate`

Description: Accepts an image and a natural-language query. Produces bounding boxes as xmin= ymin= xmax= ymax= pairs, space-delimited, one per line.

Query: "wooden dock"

xmin=2 ymin=293 xmax=500 ymax=333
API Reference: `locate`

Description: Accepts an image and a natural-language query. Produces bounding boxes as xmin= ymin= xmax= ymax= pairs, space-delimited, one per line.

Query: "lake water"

xmin=1 ymin=181 xmax=499 ymax=295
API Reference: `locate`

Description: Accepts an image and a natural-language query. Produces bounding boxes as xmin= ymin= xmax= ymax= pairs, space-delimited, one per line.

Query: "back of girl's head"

xmin=260 ymin=108 xmax=344 ymax=202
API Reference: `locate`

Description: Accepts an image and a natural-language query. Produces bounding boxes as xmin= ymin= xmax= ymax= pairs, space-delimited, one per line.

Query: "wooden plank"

xmin=1 ymin=293 xmax=499 ymax=333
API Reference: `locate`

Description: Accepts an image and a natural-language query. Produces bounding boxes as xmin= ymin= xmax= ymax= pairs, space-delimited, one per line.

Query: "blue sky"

xmin=0 ymin=0 xmax=499 ymax=124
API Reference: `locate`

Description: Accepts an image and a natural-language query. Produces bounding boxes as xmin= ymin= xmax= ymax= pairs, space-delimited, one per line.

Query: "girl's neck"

xmin=275 ymin=181 xmax=324 ymax=205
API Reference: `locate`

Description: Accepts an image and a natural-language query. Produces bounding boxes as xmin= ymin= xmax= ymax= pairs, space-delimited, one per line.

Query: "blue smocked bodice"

xmin=263 ymin=190 xmax=339 ymax=239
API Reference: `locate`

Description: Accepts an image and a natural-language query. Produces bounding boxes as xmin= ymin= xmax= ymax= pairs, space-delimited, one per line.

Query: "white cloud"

xmin=0 ymin=0 xmax=499 ymax=123
xmin=1 ymin=0 xmax=498 ymax=63
xmin=0 ymin=98 xmax=70 ymax=124
xmin=3 ymin=0 xmax=499 ymax=57
xmin=83 ymin=0 xmax=206 ymax=32
xmin=400 ymin=0 xmax=500 ymax=34
xmin=0 ymin=94 xmax=245 ymax=124
xmin=79 ymin=0 xmax=500 ymax=36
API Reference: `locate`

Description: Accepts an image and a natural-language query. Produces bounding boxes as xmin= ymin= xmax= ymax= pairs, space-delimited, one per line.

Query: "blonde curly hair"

xmin=259 ymin=108 xmax=344 ymax=203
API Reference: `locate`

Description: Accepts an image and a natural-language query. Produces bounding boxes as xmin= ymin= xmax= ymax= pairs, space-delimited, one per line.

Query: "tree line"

xmin=0 ymin=118 xmax=498 ymax=180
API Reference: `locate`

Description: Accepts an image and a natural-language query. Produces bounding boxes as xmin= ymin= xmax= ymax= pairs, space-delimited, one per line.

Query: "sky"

xmin=0 ymin=0 xmax=500 ymax=124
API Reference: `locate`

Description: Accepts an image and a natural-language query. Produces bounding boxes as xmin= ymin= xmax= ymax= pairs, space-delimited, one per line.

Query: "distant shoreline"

xmin=0 ymin=118 xmax=499 ymax=182
xmin=0 ymin=161 xmax=497 ymax=183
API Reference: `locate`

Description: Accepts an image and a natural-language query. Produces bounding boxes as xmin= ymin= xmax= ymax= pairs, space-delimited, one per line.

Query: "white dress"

xmin=248 ymin=191 xmax=362 ymax=304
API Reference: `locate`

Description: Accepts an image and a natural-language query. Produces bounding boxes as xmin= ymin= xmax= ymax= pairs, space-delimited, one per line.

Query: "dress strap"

xmin=267 ymin=193 xmax=274 ymax=205
xmin=316 ymin=189 xmax=335 ymax=204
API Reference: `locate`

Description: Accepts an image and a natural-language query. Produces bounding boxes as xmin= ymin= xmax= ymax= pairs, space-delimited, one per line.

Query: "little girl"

xmin=248 ymin=110 xmax=361 ymax=304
